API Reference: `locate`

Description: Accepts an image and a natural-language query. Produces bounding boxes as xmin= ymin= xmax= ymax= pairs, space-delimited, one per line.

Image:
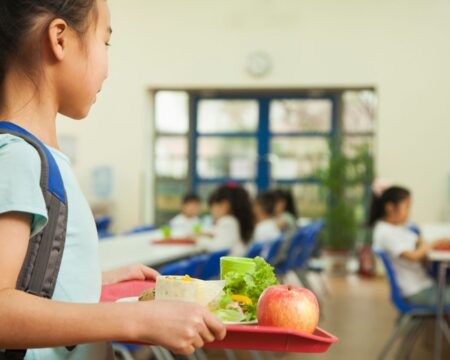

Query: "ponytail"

xmin=368 ymin=186 xmax=410 ymax=226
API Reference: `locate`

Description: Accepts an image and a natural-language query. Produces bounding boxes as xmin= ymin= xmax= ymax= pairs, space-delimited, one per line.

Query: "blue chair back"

xmin=95 ymin=216 xmax=111 ymax=232
xmin=291 ymin=221 xmax=323 ymax=269
xmin=374 ymin=250 xmax=434 ymax=314
xmin=98 ymin=230 xmax=115 ymax=240
xmin=198 ymin=249 xmax=230 ymax=280
xmin=262 ymin=236 xmax=284 ymax=264
xmin=245 ymin=242 xmax=264 ymax=258
xmin=124 ymin=225 xmax=158 ymax=235
xmin=159 ymin=254 xmax=208 ymax=277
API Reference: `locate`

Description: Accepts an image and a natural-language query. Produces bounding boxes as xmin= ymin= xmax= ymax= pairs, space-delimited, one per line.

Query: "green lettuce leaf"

xmin=219 ymin=257 xmax=278 ymax=321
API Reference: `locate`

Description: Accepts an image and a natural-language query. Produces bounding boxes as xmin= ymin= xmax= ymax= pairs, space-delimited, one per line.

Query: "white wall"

xmin=58 ymin=0 xmax=450 ymax=231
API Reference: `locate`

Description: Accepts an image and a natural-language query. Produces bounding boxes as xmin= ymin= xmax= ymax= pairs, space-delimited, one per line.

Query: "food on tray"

xmin=257 ymin=285 xmax=319 ymax=334
xmin=214 ymin=256 xmax=278 ymax=323
xmin=138 ymin=275 xmax=225 ymax=310
xmin=138 ymin=288 xmax=155 ymax=301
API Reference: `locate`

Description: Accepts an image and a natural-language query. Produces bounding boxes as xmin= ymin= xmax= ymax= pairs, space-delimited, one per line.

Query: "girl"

xmin=0 ymin=1 xmax=225 ymax=359
xmin=253 ymin=191 xmax=282 ymax=243
xmin=370 ymin=186 xmax=450 ymax=305
xmin=272 ymin=189 xmax=298 ymax=235
xmin=206 ymin=184 xmax=255 ymax=256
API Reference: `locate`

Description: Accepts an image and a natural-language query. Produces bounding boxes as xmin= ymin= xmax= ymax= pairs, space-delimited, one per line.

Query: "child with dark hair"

xmin=273 ymin=189 xmax=298 ymax=234
xmin=371 ymin=185 xmax=450 ymax=305
xmin=170 ymin=193 xmax=201 ymax=235
xmin=207 ymin=183 xmax=255 ymax=255
xmin=253 ymin=191 xmax=282 ymax=243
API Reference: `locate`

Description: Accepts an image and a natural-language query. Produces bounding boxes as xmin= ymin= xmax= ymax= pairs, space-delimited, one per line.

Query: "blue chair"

xmin=245 ymin=242 xmax=265 ymax=258
xmin=375 ymin=250 xmax=450 ymax=359
xmin=98 ymin=230 xmax=115 ymax=240
xmin=275 ymin=221 xmax=323 ymax=276
xmin=95 ymin=216 xmax=111 ymax=232
xmin=198 ymin=249 xmax=230 ymax=280
xmin=264 ymin=236 xmax=284 ymax=265
xmin=159 ymin=254 xmax=208 ymax=277
xmin=124 ymin=224 xmax=158 ymax=235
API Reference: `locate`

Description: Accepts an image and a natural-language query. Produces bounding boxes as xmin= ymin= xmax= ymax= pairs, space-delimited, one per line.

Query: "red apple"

xmin=257 ymin=285 xmax=319 ymax=334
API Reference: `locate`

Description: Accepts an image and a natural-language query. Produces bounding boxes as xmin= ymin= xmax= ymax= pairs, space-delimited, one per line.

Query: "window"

xmin=152 ymin=89 xmax=376 ymax=226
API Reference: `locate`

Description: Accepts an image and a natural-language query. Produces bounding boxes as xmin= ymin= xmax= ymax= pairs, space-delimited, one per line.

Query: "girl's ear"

xmin=47 ymin=19 xmax=70 ymax=61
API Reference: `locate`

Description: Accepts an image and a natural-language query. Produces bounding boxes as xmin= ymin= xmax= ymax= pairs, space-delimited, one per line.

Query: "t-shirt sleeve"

xmin=0 ymin=140 xmax=48 ymax=237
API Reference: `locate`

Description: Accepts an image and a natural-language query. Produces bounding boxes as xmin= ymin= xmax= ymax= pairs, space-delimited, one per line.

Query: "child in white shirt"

xmin=170 ymin=193 xmax=201 ymax=236
xmin=253 ymin=191 xmax=282 ymax=243
xmin=371 ymin=186 xmax=450 ymax=305
xmin=205 ymin=184 xmax=255 ymax=256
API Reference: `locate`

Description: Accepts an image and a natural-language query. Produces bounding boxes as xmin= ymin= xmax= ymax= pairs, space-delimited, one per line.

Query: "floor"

xmin=131 ymin=273 xmax=450 ymax=360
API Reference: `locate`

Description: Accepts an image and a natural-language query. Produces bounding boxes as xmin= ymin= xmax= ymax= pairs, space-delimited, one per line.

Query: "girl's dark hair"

xmin=0 ymin=0 xmax=98 ymax=102
xmin=273 ymin=189 xmax=298 ymax=218
xmin=255 ymin=191 xmax=277 ymax=217
xmin=369 ymin=186 xmax=411 ymax=226
xmin=208 ymin=184 xmax=255 ymax=244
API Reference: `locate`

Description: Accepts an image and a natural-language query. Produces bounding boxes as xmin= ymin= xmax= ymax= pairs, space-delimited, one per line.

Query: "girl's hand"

xmin=130 ymin=300 xmax=226 ymax=355
xmin=102 ymin=264 xmax=160 ymax=285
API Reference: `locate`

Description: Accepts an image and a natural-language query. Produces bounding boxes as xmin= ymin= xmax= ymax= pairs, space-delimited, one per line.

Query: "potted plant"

xmin=316 ymin=139 xmax=374 ymax=275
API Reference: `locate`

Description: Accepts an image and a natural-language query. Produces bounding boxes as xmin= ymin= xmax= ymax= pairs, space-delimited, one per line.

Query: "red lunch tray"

xmin=101 ymin=280 xmax=338 ymax=353
xmin=152 ymin=238 xmax=196 ymax=245
xmin=434 ymin=245 xmax=450 ymax=252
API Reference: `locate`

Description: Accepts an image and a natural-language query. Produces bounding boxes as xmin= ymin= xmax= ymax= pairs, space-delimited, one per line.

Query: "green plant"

xmin=316 ymin=140 xmax=374 ymax=250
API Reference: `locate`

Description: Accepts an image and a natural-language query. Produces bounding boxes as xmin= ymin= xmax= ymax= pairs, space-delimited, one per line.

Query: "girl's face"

xmin=385 ymin=196 xmax=411 ymax=225
xmin=274 ymin=199 xmax=286 ymax=216
xmin=57 ymin=0 xmax=111 ymax=119
xmin=210 ymin=201 xmax=230 ymax=220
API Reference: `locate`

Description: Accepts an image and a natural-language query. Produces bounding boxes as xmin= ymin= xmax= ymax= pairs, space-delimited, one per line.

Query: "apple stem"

xmin=287 ymin=285 xmax=292 ymax=291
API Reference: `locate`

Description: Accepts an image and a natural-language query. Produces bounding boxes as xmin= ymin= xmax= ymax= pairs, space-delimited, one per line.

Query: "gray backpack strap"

xmin=0 ymin=122 xmax=70 ymax=359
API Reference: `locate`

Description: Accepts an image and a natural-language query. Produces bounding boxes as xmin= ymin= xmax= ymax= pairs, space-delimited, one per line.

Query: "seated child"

xmin=371 ymin=185 xmax=450 ymax=305
xmin=206 ymin=183 xmax=255 ymax=256
xmin=170 ymin=193 xmax=201 ymax=235
xmin=273 ymin=189 xmax=298 ymax=235
xmin=253 ymin=191 xmax=282 ymax=243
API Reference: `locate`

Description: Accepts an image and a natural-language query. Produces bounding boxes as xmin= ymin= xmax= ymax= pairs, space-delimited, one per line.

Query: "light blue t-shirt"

xmin=0 ymin=134 xmax=106 ymax=359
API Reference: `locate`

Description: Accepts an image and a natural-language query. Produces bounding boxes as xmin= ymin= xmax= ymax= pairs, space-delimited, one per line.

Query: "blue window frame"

xmin=190 ymin=94 xmax=338 ymax=194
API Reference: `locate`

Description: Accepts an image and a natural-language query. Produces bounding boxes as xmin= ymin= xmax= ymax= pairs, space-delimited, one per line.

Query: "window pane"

xmin=271 ymin=137 xmax=329 ymax=179
xmin=342 ymin=136 xmax=375 ymax=185
xmin=286 ymin=183 xmax=326 ymax=219
xmin=197 ymin=100 xmax=258 ymax=133
xmin=155 ymin=91 xmax=189 ymax=134
xmin=155 ymin=179 xmax=187 ymax=225
xmin=270 ymin=99 xmax=332 ymax=133
xmin=197 ymin=138 xmax=257 ymax=178
xmin=343 ymin=91 xmax=377 ymax=133
xmin=155 ymin=136 xmax=188 ymax=179
xmin=342 ymin=136 xmax=374 ymax=159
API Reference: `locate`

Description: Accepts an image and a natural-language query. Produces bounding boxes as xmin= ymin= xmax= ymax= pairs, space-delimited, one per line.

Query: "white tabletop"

xmin=420 ymin=223 xmax=450 ymax=242
xmin=98 ymin=230 xmax=202 ymax=271
xmin=428 ymin=250 xmax=450 ymax=262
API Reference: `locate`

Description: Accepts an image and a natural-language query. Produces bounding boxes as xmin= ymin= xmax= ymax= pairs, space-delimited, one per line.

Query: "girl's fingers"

xmin=139 ymin=265 xmax=160 ymax=280
xmin=203 ymin=311 xmax=226 ymax=341
xmin=192 ymin=335 xmax=204 ymax=349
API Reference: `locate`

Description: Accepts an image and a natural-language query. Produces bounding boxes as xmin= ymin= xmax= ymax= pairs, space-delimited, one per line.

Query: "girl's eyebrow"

xmin=108 ymin=26 xmax=113 ymax=34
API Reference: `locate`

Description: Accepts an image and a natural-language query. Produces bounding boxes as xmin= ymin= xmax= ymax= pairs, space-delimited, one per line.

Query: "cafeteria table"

xmin=98 ymin=230 xmax=202 ymax=271
xmin=428 ymin=250 xmax=450 ymax=360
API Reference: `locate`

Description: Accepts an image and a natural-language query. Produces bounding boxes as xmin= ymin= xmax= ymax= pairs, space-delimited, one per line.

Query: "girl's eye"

xmin=105 ymin=42 xmax=111 ymax=47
